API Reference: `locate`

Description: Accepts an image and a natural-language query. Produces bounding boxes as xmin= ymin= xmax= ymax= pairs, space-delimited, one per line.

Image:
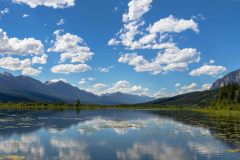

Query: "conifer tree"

xmin=75 ymin=99 xmax=81 ymax=106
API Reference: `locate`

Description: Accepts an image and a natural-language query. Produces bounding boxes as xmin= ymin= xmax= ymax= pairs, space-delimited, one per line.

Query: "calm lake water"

xmin=0 ymin=109 xmax=239 ymax=160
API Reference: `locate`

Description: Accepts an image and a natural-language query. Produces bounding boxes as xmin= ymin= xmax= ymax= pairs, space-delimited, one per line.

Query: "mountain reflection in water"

xmin=0 ymin=110 xmax=239 ymax=160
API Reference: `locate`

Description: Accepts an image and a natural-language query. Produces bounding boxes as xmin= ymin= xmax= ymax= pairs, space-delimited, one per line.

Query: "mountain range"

xmin=0 ymin=72 xmax=154 ymax=105
xmin=1 ymin=68 xmax=240 ymax=106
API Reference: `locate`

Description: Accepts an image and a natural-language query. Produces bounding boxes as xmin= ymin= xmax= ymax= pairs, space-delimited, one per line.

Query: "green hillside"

xmin=149 ymin=89 xmax=219 ymax=107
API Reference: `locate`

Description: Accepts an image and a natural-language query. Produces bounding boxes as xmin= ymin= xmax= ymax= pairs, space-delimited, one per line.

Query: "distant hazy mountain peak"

xmin=101 ymin=92 xmax=134 ymax=97
xmin=1 ymin=72 xmax=14 ymax=77
xmin=100 ymin=92 xmax=155 ymax=105
xmin=211 ymin=68 xmax=240 ymax=90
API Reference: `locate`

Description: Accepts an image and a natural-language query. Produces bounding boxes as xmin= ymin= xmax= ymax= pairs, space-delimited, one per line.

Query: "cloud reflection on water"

xmin=51 ymin=138 xmax=91 ymax=160
xmin=117 ymin=141 xmax=197 ymax=160
xmin=0 ymin=135 xmax=45 ymax=160
xmin=0 ymin=110 xmax=238 ymax=160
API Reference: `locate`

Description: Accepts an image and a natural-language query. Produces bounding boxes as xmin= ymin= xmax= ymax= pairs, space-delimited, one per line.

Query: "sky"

xmin=0 ymin=0 xmax=239 ymax=98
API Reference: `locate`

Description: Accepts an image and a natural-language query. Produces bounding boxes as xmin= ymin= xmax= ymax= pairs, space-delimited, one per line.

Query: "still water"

xmin=0 ymin=109 xmax=239 ymax=160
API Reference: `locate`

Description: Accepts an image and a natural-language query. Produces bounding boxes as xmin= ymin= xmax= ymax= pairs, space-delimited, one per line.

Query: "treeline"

xmin=212 ymin=83 xmax=240 ymax=110
xmin=219 ymin=83 xmax=240 ymax=103
xmin=150 ymin=83 xmax=240 ymax=110
xmin=0 ymin=99 xmax=107 ymax=111
xmin=151 ymin=89 xmax=219 ymax=107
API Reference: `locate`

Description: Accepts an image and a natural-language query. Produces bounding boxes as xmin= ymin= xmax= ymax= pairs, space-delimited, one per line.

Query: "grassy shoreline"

xmin=0 ymin=103 xmax=239 ymax=116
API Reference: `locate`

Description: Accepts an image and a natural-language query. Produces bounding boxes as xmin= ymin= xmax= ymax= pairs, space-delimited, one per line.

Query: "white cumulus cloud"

xmin=85 ymin=80 xmax=150 ymax=96
xmin=22 ymin=67 xmax=41 ymax=76
xmin=149 ymin=15 xmax=199 ymax=34
xmin=12 ymin=0 xmax=75 ymax=9
xmin=108 ymin=0 xmax=201 ymax=75
xmin=51 ymin=64 xmax=91 ymax=74
xmin=108 ymin=0 xmax=199 ymax=51
xmin=177 ymin=83 xmax=211 ymax=94
xmin=0 ymin=28 xmax=45 ymax=56
xmin=118 ymin=47 xmax=200 ymax=75
xmin=48 ymin=30 xmax=94 ymax=63
xmin=189 ymin=64 xmax=226 ymax=76
xmin=122 ymin=0 xmax=153 ymax=23
xmin=0 ymin=56 xmax=41 ymax=76
xmin=49 ymin=30 xmax=93 ymax=74
xmin=154 ymin=82 xmax=211 ymax=98
xmin=32 ymin=54 xmax=48 ymax=64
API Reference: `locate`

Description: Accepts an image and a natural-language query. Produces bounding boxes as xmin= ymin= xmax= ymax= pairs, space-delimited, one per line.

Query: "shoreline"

xmin=0 ymin=103 xmax=239 ymax=116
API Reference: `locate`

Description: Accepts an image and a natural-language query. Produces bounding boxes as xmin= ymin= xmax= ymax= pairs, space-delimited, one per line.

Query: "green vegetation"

xmin=0 ymin=155 xmax=24 ymax=160
xmin=0 ymin=102 xmax=108 ymax=111
xmin=225 ymin=149 xmax=240 ymax=153
xmin=211 ymin=83 xmax=240 ymax=110
xmin=151 ymin=89 xmax=219 ymax=107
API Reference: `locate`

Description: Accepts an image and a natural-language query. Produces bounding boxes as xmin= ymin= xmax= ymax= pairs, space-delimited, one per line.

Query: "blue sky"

xmin=0 ymin=0 xmax=239 ymax=97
